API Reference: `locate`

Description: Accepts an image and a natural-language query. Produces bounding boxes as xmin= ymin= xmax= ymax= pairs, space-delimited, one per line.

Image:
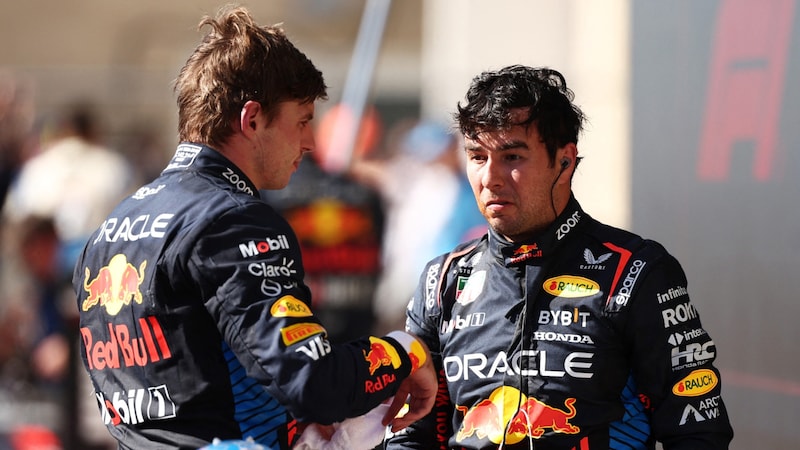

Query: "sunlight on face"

xmin=465 ymin=123 xmax=559 ymax=242
xmin=255 ymin=100 xmax=316 ymax=190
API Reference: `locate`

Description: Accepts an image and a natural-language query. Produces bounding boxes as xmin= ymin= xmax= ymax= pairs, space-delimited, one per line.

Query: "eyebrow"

xmin=465 ymin=139 xmax=529 ymax=152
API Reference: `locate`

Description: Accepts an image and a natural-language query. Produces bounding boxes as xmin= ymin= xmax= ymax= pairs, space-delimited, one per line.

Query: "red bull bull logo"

xmin=514 ymin=244 xmax=539 ymax=255
xmin=455 ymin=386 xmax=580 ymax=445
xmin=83 ymin=254 xmax=147 ymax=316
xmin=509 ymin=244 xmax=543 ymax=263
xmin=363 ymin=337 xmax=401 ymax=375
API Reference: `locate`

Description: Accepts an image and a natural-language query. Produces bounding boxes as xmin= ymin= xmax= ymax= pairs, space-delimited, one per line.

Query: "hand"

xmin=381 ymin=336 xmax=437 ymax=432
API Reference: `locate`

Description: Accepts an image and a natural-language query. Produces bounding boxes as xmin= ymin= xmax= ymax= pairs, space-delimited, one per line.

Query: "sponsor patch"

xmin=363 ymin=337 xmax=402 ymax=375
xmin=280 ymin=323 xmax=326 ymax=346
xmin=165 ymin=144 xmax=200 ymax=170
xmin=457 ymin=270 xmax=486 ymax=305
xmin=673 ymin=369 xmax=718 ymax=396
xmin=82 ymin=254 xmax=147 ymax=316
xmin=543 ymin=275 xmax=600 ymax=298
xmin=270 ymin=295 xmax=312 ymax=317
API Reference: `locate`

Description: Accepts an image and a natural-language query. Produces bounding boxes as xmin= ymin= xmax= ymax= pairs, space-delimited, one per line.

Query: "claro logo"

xmin=543 ymin=276 xmax=600 ymax=298
xmin=672 ymin=369 xmax=718 ymax=397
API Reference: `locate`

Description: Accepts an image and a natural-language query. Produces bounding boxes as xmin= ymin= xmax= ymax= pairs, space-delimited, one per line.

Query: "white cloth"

xmin=293 ymin=403 xmax=389 ymax=450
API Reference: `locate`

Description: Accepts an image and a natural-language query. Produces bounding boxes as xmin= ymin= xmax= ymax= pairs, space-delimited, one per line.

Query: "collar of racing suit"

xmin=489 ymin=194 xmax=588 ymax=267
xmin=162 ymin=143 xmax=260 ymax=198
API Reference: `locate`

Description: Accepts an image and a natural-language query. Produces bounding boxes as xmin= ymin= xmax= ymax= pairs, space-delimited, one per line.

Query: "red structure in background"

xmin=697 ymin=0 xmax=795 ymax=181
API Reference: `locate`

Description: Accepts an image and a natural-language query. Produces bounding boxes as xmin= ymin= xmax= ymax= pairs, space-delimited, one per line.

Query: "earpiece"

xmin=560 ymin=158 xmax=570 ymax=170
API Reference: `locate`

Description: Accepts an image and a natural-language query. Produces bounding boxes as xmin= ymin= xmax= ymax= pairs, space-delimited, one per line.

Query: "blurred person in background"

xmin=1 ymin=94 xmax=133 ymax=450
xmin=348 ymin=118 xmax=486 ymax=335
xmin=0 ymin=216 xmax=69 ymax=450
xmin=3 ymin=100 xmax=134 ymax=276
xmin=72 ymin=6 xmax=435 ymax=449
xmin=385 ymin=65 xmax=733 ymax=449
xmin=0 ymin=70 xmax=37 ymax=217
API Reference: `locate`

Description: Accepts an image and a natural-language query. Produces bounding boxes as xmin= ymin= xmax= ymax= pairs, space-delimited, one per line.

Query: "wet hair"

xmin=174 ymin=5 xmax=327 ymax=148
xmin=455 ymin=65 xmax=585 ymax=159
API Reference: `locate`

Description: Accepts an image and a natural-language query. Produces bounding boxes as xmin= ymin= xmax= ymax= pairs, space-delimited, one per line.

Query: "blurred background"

xmin=0 ymin=0 xmax=797 ymax=448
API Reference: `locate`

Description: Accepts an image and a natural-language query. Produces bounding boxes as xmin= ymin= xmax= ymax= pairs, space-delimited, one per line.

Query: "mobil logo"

xmin=239 ymin=235 xmax=290 ymax=258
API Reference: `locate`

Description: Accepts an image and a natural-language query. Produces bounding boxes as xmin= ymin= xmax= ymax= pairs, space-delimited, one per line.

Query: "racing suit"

xmin=74 ymin=144 xmax=424 ymax=449
xmin=385 ymin=196 xmax=733 ymax=449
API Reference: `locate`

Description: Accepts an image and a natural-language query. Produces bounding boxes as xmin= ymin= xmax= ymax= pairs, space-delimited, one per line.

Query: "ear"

xmin=239 ymin=100 xmax=263 ymax=139
xmin=555 ymin=143 xmax=578 ymax=182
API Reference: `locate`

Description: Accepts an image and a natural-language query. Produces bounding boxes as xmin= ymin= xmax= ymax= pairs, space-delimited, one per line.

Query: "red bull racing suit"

xmin=385 ymin=196 xmax=733 ymax=449
xmin=73 ymin=144 xmax=424 ymax=449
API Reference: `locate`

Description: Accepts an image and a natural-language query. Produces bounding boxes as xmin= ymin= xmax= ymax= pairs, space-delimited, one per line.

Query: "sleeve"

xmin=188 ymin=203 xmax=424 ymax=425
xmin=386 ymin=257 xmax=454 ymax=450
xmin=622 ymin=247 xmax=734 ymax=449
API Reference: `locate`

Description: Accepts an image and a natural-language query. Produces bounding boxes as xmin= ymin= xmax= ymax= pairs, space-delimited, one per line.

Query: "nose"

xmin=481 ymin=156 xmax=504 ymax=189
xmin=302 ymin=125 xmax=316 ymax=153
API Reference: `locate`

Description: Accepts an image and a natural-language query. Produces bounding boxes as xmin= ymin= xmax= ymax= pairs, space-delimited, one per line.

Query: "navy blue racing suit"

xmin=385 ymin=196 xmax=733 ymax=449
xmin=74 ymin=144 xmax=419 ymax=449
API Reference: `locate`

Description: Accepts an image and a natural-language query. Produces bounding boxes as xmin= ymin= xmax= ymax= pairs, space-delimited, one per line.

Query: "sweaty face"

xmin=254 ymin=100 xmax=316 ymax=190
xmin=465 ymin=122 xmax=561 ymax=242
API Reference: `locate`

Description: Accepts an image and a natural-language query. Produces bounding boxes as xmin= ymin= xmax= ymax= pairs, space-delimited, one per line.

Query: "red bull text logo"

xmin=362 ymin=337 xmax=402 ymax=393
xmin=455 ymin=386 xmax=580 ymax=445
xmin=510 ymin=244 xmax=543 ymax=263
xmin=81 ymin=317 xmax=173 ymax=371
xmin=83 ymin=254 xmax=147 ymax=316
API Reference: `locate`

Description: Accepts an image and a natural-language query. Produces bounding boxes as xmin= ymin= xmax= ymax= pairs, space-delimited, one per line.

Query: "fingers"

xmin=382 ymin=387 xmax=409 ymax=426
xmin=384 ymin=358 xmax=438 ymax=432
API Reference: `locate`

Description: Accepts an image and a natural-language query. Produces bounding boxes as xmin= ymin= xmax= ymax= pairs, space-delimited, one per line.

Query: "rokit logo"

xmin=662 ymin=301 xmax=699 ymax=328
xmin=239 ymin=235 xmax=291 ymax=258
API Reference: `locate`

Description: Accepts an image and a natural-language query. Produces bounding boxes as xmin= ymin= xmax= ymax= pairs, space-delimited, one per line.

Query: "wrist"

xmin=386 ymin=331 xmax=428 ymax=373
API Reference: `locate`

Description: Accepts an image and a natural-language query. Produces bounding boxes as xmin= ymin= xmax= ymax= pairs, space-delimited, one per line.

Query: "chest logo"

xmin=82 ymin=254 xmax=147 ymax=316
xmin=543 ymin=275 xmax=600 ymax=298
xmin=455 ymin=386 xmax=580 ymax=444
xmin=456 ymin=270 xmax=486 ymax=305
